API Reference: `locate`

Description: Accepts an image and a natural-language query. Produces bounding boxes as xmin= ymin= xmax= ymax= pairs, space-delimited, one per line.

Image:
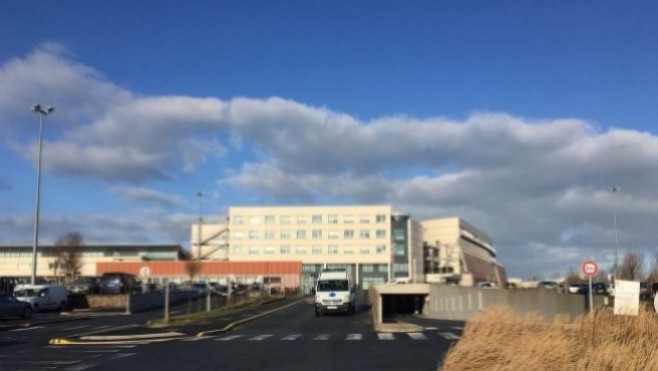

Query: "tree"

xmin=185 ymin=260 xmax=202 ymax=281
xmin=53 ymin=231 xmax=84 ymax=283
xmin=619 ymin=249 xmax=645 ymax=281
xmin=645 ymin=249 xmax=658 ymax=283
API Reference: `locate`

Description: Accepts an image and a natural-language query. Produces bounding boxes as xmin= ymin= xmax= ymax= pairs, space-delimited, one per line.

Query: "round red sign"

xmin=581 ymin=259 xmax=599 ymax=277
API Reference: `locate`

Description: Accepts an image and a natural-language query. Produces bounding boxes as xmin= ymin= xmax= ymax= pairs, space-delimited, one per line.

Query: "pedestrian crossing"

xmin=210 ymin=331 xmax=460 ymax=342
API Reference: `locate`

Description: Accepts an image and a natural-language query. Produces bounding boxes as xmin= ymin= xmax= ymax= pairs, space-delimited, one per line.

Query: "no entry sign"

xmin=581 ymin=259 xmax=599 ymax=277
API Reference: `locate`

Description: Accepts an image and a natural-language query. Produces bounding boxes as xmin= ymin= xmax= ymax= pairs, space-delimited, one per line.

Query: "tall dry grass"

xmin=440 ymin=304 xmax=658 ymax=371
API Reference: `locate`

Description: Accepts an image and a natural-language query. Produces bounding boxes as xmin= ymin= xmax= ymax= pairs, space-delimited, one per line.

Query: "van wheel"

xmin=58 ymin=301 xmax=67 ymax=311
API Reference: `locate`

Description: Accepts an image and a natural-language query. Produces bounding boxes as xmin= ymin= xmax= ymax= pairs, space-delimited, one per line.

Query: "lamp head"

xmin=30 ymin=103 xmax=41 ymax=113
xmin=45 ymin=106 xmax=55 ymax=114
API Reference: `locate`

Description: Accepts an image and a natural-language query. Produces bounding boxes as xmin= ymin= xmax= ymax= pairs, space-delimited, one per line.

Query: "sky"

xmin=1 ymin=1 xmax=657 ymax=279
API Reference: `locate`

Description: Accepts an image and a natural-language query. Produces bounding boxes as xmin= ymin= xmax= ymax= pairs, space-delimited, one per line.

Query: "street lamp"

xmin=30 ymin=103 xmax=54 ymax=285
xmin=196 ymin=191 xmax=204 ymax=260
xmin=608 ymin=186 xmax=620 ymax=280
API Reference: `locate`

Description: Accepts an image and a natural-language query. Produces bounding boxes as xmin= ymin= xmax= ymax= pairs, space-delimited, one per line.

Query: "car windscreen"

xmin=316 ymin=279 xmax=349 ymax=292
xmin=13 ymin=289 xmax=39 ymax=297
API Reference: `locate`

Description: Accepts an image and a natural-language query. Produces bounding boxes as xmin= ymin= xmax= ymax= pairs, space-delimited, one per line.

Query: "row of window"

xmin=231 ymin=245 xmax=388 ymax=255
xmin=232 ymin=214 xmax=388 ymax=225
xmin=232 ymin=229 xmax=387 ymax=240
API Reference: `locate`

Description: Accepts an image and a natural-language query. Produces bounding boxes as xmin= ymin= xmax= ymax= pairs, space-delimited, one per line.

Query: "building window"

xmin=249 ymin=216 xmax=260 ymax=225
xmin=264 ymin=230 xmax=275 ymax=239
xmin=312 ymin=215 xmax=323 ymax=224
xmin=376 ymin=245 xmax=387 ymax=254
xmin=328 ymin=230 xmax=339 ymax=239
xmin=328 ymin=245 xmax=338 ymax=254
xmin=362 ymin=264 xmax=374 ymax=273
xmin=393 ymin=263 xmax=409 ymax=273
xmin=233 ymin=216 xmax=244 ymax=225
xmin=248 ymin=230 xmax=259 ymax=240
xmin=280 ymin=230 xmax=291 ymax=239
xmin=360 ymin=246 xmax=370 ymax=254
xmin=232 ymin=245 xmax=243 ymax=255
xmin=312 ymin=230 xmax=323 ymax=239
xmin=264 ymin=246 xmax=275 ymax=255
xmin=280 ymin=245 xmax=291 ymax=255
xmin=296 ymin=230 xmax=307 ymax=239
xmin=394 ymin=243 xmax=406 ymax=256
xmin=393 ymin=229 xmax=405 ymax=241
xmin=296 ymin=216 xmax=307 ymax=224
xmin=344 ymin=215 xmax=355 ymax=224
xmin=378 ymin=264 xmax=389 ymax=273
xmin=359 ymin=216 xmax=370 ymax=224
xmin=328 ymin=215 xmax=338 ymax=224
xmin=376 ymin=230 xmax=386 ymax=239
xmin=248 ymin=246 xmax=259 ymax=255
xmin=359 ymin=230 xmax=370 ymax=239
xmin=344 ymin=230 xmax=354 ymax=239
xmin=264 ymin=215 xmax=275 ymax=224
xmin=233 ymin=231 xmax=244 ymax=240
xmin=312 ymin=246 xmax=322 ymax=254
xmin=344 ymin=246 xmax=354 ymax=254
xmin=376 ymin=214 xmax=387 ymax=223
xmin=280 ymin=215 xmax=291 ymax=224
xmin=296 ymin=246 xmax=307 ymax=255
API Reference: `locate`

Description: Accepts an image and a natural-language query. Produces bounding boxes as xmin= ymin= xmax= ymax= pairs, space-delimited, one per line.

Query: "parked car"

xmin=13 ymin=284 xmax=68 ymax=312
xmin=99 ymin=273 xmax=139 ymax=294
xmin=640 ymin=282 xmax=651 ymax=300
xmin=568 ymin=283 xmax=583 ymax=294
xmin=65 ymin=277 xmax=101 ymax=294
xmin=592 ymin=282 xmax=611 ymax=295
xmin=537 ymin=281 xmax=559 ymax=290
xmin=0 ymin=293 xmax=32 ymax=319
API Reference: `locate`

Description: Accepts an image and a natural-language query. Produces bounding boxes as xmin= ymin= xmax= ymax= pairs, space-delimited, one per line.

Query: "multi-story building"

xmin=422 ymin=217 xmax=506 ymax=286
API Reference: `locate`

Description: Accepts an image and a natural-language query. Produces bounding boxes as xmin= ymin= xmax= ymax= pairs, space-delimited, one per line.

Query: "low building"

xmin=0 ymin=244 xmax=188 ymax=279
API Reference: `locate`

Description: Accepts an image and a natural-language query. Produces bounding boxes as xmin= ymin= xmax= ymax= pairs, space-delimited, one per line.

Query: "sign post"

xmin=581 ymin=259 xmax=598 ymax=312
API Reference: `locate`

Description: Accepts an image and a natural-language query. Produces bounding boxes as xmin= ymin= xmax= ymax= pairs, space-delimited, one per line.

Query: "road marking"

xmin=84 ymin=350 xmax=120 ymax=353
xmin=439 ymin=332 xmax=461 ymax=340
xmin=183 ymin=336 xmax=214 ymax=342
xmin=108 ymin=353 xmax=136 ymax=361
xmin=65 ymin=325 xmax=91 ymax=331
xmin=215 ymin=335 xmax=243 ymax=341
xmin=66 ymin=364 xmax=95 ymax=371
xmin=377 ymin=333 xmax=394 ymax=340
xmin=346 ymin=333 xmax=362 ymax=341
xmin=10 ymin=326 xmax=45 ymax=332
xmin=281 ymin=334 xmax=302 ymax=341
xmin=424 ymin=326 xmax=439 ymax=331
xmin=313 ymin=334 xmax=330 ymax=341
xmin=451 ymin=326 xmax=464 ymax=330
xmin=408 ymin=332 xmax=428 ymax=340
xmin=248 ymin=334 xmax=273 ymax=341
xmin=30 ymin=361 xmax=81 ymax=365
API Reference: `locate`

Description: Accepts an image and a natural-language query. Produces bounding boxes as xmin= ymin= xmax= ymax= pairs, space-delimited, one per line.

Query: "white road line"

xmin=215 ymin=334 xmax=244 ymax=341
xmin=451 ymin=326 xmax=464 ymax=330
xmin=248 ymin=334 xmax=273 ymax=341
xmin=84 ymin=350 xmax=120 ymax=353
xmin=408 ymin=332 xmax=428 ymax=340
xmin=424 ymin=326 xmax=439 ymax=331
xmin=281 ymin=334 xmax=302 ymax=341
xmin=439 ymin=332 xmax=461 ymax=340
xmin=66 ymin=364 xmax=96 ymax=371
xmin=183 ymin=336 xmax=214 ymax=342
xmin=313 ymin=334 xmax=330 ymax=341
xmin=377 ymin=333 xmax=394 ymax=340
xmin=10 ymin=326 xmax=45 ymax=332
xmin=346 ymin=333 xmax=362 ymax=341
xmin=65 ymin=325 xmax=91 ymax=331
xmin=108 ymin=353 xmax=136 ymax=361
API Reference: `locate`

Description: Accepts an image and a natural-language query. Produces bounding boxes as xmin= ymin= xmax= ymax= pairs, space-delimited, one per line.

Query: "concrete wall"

xmin=425 ymin=284 xmax=607 ymax=322
xmin=127 ymin=290 xmax=202 ymax=313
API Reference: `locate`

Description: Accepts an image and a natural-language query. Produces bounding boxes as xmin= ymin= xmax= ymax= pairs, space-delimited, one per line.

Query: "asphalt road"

xmin=0 ymin=295 xmax=464 ymax=371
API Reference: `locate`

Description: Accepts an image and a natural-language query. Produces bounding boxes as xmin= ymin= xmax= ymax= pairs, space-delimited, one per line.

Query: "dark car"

xmin=0 ymin=293 xmax=32 ymax=319
xmin=66 ymin=277 xmax=101 ymax=294
xmin=99 ymin=273 xmax=139 ymax=294
xmin=592 ymin=282 xmax=611 ymax=295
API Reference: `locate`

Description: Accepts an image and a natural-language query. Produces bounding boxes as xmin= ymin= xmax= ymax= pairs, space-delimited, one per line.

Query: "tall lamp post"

xmin=608 ymin=186 xmax=620 ymax=280
xmin=196 ymin=191 xmax=204 ymax=260
xmin=30 ymin=103 xmax=54 ymax=285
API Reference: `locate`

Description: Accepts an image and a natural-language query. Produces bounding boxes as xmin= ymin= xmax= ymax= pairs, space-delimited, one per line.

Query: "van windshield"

xmin=317 ymin=280 xmax=348 ymax=292
xmin=14 ymin=289 xmax=44 ymax=297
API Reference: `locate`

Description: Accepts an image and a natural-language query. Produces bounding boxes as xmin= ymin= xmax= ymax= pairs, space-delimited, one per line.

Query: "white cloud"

xmin=113 ymin=186 xmax=185 ymax=208
xmin=3 ymin=44 xmax=658 ymax=278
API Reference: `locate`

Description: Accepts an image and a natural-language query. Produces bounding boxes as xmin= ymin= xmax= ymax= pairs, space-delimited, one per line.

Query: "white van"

xmin=13 ymin=284 xmax=68 ymax=312
xmin=313 ymin=270 xmax=355 ymax=316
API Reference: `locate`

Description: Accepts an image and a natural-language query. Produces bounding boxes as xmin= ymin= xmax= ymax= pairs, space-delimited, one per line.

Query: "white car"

xmin=13 ymin=284 xmax=68 ymax=312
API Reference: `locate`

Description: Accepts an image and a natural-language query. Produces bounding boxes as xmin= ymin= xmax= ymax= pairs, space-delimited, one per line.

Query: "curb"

xmin=196 ymin=299 xmax=304 ymax=337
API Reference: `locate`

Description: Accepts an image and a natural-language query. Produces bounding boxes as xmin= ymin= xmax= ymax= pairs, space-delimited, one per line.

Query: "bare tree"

xmin=185 ymin=260 xmax=202 ymax=281
xmin=565 ymin=267 xmax=581 ymax=284
xmin=619 ymin=249 xmax=645 ymax=281
xmin=53 ymin=231 xmax=84 ymax=283
xmin=645 ymin=249 xmax=658 ymax=283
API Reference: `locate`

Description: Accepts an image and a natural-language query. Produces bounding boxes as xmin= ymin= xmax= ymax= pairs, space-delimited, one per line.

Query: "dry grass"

xmin=440 ymin=304 xmax=658 ymax=371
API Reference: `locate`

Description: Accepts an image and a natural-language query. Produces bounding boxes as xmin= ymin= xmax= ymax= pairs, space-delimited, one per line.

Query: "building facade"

xmin=0 ymin=244 xmax=187 ymax=279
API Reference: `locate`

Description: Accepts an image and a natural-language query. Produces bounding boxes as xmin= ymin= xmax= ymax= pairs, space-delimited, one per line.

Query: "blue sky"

xmin=1 ymin=1 xmax=658 ymax=279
